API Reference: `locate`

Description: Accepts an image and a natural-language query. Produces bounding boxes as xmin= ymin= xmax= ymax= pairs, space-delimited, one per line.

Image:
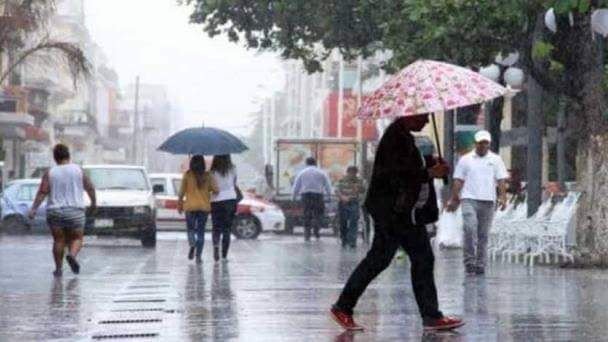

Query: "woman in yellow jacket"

xmin=178 ymin=155 xmax=219 ymax=263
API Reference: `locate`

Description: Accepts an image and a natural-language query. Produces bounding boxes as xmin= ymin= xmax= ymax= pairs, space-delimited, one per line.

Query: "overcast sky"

xmin=84 ymin=0 xmax=284 ymax=135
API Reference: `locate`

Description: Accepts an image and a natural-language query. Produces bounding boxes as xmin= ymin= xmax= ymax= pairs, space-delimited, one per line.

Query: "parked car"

xmin=149 ymin=173 xmax=182 ymax=225
xmin=83 ymin=165 xmax=157 ymax=247
xmin=0 ymin=179 xmax=47 ymax=232
xmin=149 ymin=173 xmax=285 ymax=239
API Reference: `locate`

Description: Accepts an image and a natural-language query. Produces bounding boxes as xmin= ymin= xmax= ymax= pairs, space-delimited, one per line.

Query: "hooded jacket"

xmin=363 ymin=119 xmax=439 ymax=228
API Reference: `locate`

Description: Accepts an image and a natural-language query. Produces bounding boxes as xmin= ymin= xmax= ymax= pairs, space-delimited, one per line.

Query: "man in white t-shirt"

xmin=447 ymin=130 xmax=508 ymax=275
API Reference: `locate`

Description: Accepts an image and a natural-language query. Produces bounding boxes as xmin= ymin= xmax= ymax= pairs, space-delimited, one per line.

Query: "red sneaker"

xmin=330 ymin=307 xmax=365 ymax=331
xmin=423 ymin=316 xmax=465 ymax=331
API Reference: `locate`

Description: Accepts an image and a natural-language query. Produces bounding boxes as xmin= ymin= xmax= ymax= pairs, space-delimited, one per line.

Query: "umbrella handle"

xmin=430 ymin=113 xmax=449 ymax=186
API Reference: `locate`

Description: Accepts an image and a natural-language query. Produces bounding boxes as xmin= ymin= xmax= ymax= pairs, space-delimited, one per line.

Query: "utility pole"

xmin=356 ymin=56 xmax=363 ymax=169
xmin=262 ymin=99 xmax=269 ymax=165
xmin=132 ymin=76 xmax=140 ymax=165
xmin=270 ymin=94 xmax=276 ymax=164
xmin=337 ymin=54 xmax=344 ymax=138
xmin=356 ymin=56 xmax=363 ymax=142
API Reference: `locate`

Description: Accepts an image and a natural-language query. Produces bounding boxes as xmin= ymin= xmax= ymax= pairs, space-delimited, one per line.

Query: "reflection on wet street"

xmin=1 ymin=232 xmax=608 ymax=341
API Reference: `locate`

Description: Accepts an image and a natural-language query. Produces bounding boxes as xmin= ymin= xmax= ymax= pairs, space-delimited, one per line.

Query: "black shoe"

xmin=53 ymin=269 xmax=63 ymax=277
xmin=66 ymin=255 xmax=80 ymax=274
xmin=196 ymin=255 xmax=202 ymax=264
xmin=188 ymin=247 xmax=195 ymax=260
xmin=213 ymin=247 xmax=220 ymax=262
xmin=475 ymin=266 xmax=485 ymax=275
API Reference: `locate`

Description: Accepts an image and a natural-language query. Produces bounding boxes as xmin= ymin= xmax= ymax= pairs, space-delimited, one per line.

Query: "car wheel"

xmin=141 ymin=224 xmax=157 ymax=248
xmin=232 ymin=214 xmax=261 ymax=240
xmin=2 ymin=215 xmax=30 ymax=233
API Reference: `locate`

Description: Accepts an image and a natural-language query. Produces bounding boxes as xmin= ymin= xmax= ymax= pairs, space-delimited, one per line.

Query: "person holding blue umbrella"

xmin=159 ymin=127 xmax=247 ymax=262
xmin=178 ymin=155 xmax=219 ymax=263
xmin=210 ymin=155 xmax=240 ymax=262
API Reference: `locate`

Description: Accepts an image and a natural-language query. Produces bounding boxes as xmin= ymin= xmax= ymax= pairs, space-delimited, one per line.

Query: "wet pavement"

xmin=1 ymin=232 xmax=608 ymax=341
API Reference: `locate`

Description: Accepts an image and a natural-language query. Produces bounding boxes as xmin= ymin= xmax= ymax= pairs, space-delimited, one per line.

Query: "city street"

xmin=1 ymin=232 xmax=607 ymax=341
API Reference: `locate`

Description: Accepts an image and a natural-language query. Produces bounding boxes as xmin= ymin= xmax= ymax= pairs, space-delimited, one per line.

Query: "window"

xmin=85 ymin=168 xmax=149 ymax=191
xmin=150 ymin=178 xmax=167 ymax=195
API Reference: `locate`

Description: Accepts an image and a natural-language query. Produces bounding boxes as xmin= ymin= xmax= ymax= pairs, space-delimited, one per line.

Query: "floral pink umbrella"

xmin=358 ymin=59 xmax=508 ymax=159
xmin=357 ymin=59 xmax=508 ymax=119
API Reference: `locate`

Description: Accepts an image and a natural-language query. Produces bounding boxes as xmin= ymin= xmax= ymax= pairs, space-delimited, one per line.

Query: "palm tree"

xmin=0 ymin=0 xmax=90 ymax=86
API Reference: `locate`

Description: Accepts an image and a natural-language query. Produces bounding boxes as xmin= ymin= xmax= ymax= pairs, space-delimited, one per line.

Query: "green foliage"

xmin=183 ymin=0 xmax=599 ymax=99
xmin=532 ymin=41 xmax=555 ymax=61
xmin=184 ymin=0 xmax=386 ymax=72
xmin=185 ymin=0 xmax=541 ymax=72
xmin=551 ymin=0 xmax=590 ymax=14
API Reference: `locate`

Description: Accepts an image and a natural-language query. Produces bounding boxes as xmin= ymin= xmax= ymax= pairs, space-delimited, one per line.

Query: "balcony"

xmin=0 ymin=90 xmax=35 ymax=139
xmin=54 ymin=110 xmax=97 ymax=138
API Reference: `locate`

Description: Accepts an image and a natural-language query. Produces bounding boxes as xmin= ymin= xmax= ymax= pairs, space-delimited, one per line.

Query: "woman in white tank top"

xmin=29 ymin=144 xmax=96 ymax=277
xmin=210 ymin=155 xmax=239 ymax=262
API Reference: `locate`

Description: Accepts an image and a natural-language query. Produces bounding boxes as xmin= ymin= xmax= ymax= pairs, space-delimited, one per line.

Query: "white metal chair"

xmin=525 ymin=192 xmax=580 ymax=267
xmin=500 ymin=197 xmax=555 ymax=264
xmin=488 ymin=198 xmax=529 ymax=262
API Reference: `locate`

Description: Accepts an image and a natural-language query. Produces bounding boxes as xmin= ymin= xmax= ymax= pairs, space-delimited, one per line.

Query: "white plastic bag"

xmin=436 ymin=209 xmax=463 ymax=248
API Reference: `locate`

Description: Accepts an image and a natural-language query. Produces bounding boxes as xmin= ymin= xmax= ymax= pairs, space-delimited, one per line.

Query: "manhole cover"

xmin=127 ymin=285 xmax=170 ymax=289
xmin=113 ymin=299 xmax=166 ymax=303
xmin=99 ymin=319 xmax=162 ymax=324
xmin=141 ymin=271 xmax=170 ymax=275
xmin=92 ymin=333 xmax=159 ymax=339
xmin=120 ymin=292 xmax=166 ymax=296
xmin=111 ymin=308 xmax=165 ymax=312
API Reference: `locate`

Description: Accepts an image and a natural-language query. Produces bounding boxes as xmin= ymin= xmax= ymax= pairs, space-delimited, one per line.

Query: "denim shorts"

xmin=47 ymin=207 xmax=86 ymax=230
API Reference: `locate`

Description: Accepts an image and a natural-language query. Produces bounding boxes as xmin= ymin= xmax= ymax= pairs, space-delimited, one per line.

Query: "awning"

xmin=0 ymin=111 xmax=34 ymax=126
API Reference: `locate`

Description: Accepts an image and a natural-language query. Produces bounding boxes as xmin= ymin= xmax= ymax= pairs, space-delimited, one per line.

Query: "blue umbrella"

xmin=158 ymin=127 xmax=248 ymax=155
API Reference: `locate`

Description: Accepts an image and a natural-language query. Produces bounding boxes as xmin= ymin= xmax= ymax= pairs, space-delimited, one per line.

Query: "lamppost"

xmin=479 ymin=54 xmax=524 ymax=152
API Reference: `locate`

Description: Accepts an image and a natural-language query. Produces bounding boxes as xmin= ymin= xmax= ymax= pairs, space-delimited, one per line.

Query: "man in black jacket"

xmin=330 ymin=114 xmax=464 ymax=332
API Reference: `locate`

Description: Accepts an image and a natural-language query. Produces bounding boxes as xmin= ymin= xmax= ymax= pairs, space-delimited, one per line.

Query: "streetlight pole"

xmin=270 ymin=94 xmax=276 ymax=164
xmin=337 ymin=54 xmax=344 ymax=138
xmin=356 ymin=56 xmax=364 ymax=170
xmin=262 ymin=99 xmax=269 ymax=166
xmin=132 ymin=76 xmax=140 ymax=165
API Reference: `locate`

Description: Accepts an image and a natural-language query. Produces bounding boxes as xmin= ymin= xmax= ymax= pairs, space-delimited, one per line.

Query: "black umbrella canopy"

xmin=158 ymin=127 xmax=248 ymax=155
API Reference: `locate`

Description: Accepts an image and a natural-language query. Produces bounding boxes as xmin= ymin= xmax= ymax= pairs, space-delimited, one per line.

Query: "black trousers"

xmin=301 ymin=193 xmax=325 ymax=239
xmin=335 ymin=221 xmax=443 ymax=320
xmin=211 ymin=199 xmax=237 ymax=258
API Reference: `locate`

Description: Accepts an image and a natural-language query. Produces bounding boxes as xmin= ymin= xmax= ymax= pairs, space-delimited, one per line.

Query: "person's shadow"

xmin=421 ymin=330 xmax=465 ymax=342
xmin=184 ymin=264 xmax=207 ymax=340
xmin=464 ymin=276 xmax=488 ymax=315
xmin=48 ymin=278 xmax=80 ymax=339
xmin=211 ymin=263 xmax=239 ymax=340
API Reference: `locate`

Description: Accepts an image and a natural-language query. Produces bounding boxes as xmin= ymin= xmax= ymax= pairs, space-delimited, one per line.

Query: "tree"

xmin=0 ymin=0 xmax=89 ymax=86
xmin=187 ymin=0 xmax=608 ymax=265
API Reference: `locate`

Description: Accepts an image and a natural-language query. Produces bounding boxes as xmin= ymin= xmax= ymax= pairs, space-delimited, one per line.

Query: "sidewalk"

xmin=0 ymin=233 xmax=606 ymax=341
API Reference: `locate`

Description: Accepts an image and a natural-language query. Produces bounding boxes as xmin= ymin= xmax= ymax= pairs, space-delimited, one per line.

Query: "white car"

xmin=148 ymin=173 xmax=183 ymax=226
xmin=83 ymin=165 xmax=157 ymax=247
xmin=149 ymin=173 xmax=285 ymax=239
